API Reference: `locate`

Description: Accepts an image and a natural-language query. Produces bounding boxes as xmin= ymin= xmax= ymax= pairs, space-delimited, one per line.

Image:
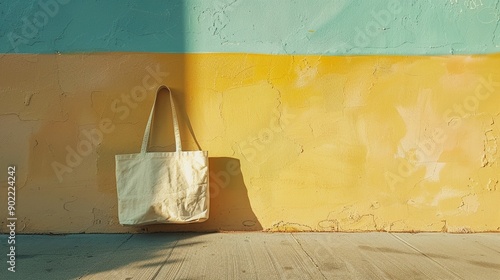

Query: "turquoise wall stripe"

xmin=1 ymin=0 xmax=499 ymax=55
xmin=0 ymin=0 xmax=185 ymax=53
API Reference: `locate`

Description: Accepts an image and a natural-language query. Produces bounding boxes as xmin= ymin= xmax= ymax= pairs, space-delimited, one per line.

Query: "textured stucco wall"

xmin=1 ymin=53 xmax=500 ymax=233
xmin=1 ymin=0 xmax=500 ymax=233
xmin=0 ymin=0 xmax=499 ymax=54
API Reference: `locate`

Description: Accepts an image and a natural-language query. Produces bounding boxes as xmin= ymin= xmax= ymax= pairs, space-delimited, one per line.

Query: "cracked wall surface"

xmin=1 ymin=0 xmax=500 ymax=54
xmin=1 ymin=0 xmax=500 ymax=233
xmin=1 ymin=53 xmax=499 ymax=233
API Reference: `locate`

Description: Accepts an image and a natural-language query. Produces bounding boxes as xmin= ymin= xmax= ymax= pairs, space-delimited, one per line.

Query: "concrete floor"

xmin=0 ymin=232 xmax=499 ymax=280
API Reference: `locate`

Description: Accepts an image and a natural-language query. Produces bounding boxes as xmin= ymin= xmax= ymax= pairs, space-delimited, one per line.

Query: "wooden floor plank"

xmin=1 ymin=233 xmax=498 ymax=280
xmin=393 ymin=233 xmax=500 ymax=280
xmin=1 ymin=234 xmax=132 ymax=280
xmin=293 ymin=232 xmax=461 ymax=279
xmin=155 ymin=233 xmax=325 ymax=280
xmin=469 ymin=233 xmax=500 ymax=254
xmin=79 ymin=233 xmax=184 ymax=280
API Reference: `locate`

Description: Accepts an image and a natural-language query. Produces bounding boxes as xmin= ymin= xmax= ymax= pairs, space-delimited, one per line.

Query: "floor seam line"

xmin=77 ymin=234 xmax=134 ymax=279
xmin=290 ymin=233 xmax=328 ymax=280
xmin=389 ymin=233 xmax=465 ymax=280
xmin=151 ymin=236 xmax=181 ymax=280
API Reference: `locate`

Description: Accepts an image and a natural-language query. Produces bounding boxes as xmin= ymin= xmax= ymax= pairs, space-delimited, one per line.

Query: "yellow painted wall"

xmin=1 ymin=53 xmax=499 ymax=233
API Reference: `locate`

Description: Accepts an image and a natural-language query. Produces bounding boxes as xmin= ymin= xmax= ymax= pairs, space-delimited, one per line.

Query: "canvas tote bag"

xmin=115 ymin=85 xmax=209 ymax=225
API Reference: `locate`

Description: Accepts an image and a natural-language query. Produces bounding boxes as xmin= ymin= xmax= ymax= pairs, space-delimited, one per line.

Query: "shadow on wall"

xmin=6 ymin=0 xmax=263 ymax=233
xmin=206 ymin=157 xmax=263 ymax=231
xmin=138 ymin=87 xmax=262 ymax=231
xmin=143 ymin=157 xmax=262 ymax=232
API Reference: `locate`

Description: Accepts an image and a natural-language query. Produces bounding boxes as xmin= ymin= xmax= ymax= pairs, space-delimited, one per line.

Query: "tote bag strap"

xmin=141 ymin=85 xmax=182 ymax=153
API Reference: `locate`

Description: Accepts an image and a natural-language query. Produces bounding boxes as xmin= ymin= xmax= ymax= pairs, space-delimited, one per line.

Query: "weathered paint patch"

xmin=0 ymin=53 xmax=499 ymax=233
xmin=1 ymin=0 xmax=499 ymax=55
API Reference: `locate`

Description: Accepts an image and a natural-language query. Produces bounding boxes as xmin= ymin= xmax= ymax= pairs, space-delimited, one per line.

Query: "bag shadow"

xmin=143 ymin=157 xmax=262 ymax=232
xmin=205 ymin=157 xmax=263 ymax=230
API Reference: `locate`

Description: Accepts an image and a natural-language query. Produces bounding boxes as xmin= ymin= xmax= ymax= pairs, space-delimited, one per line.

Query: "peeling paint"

xmin=1 ymin=53 xmax=500 ymax=233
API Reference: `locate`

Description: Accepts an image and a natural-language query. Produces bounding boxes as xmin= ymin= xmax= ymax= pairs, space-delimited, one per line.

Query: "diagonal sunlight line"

xmin=151 ymin=238 xmax=180 ymax=280
xmin=389 ymin=233 xmax=465 ymax=280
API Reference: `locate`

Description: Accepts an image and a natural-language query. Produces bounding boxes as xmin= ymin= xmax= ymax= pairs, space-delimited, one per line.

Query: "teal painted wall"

xmin=1 ymin=0 xmax=499 ymax=54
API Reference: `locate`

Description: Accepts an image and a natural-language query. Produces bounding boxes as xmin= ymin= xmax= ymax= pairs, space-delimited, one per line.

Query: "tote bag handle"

xmin=141 ymin=85 xmax=182 ymax=153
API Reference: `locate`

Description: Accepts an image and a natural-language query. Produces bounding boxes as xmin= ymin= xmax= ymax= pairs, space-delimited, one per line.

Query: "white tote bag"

xmin=115 ymin=85 xmax=209 ymax=225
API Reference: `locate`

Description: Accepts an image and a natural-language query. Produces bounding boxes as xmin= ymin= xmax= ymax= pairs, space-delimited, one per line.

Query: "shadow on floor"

xmin=0 ymin=233 xmax=200 ymax=280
